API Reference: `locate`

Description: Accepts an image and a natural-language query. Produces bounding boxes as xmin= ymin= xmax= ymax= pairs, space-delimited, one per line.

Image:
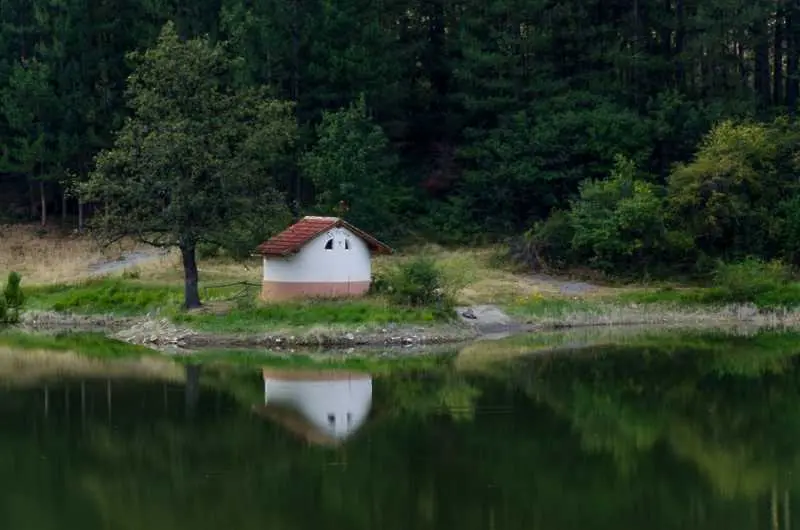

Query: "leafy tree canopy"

xmin=300 ymin=95 xmax=404 ymax=239
xmin=80 ymin=22 xmax=296 ymax=308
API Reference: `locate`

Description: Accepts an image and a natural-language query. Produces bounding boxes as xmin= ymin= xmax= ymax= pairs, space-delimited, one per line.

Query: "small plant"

xmin=1 ymin=272 xmax=25 ymax=324
xmin=388 ymin=257 xmax=443 ymax=306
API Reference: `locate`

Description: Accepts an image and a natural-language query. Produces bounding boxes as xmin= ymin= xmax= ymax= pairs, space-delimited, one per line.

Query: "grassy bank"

xmin=172 ymin=300 xmax=442 ymax=333
xmin=24 ymin=278 xmax=447 ymax=331
xmin=12 ymin=223 xmax=800 ymax=337
xmin=507 ymin=293 xmax=800 ymax=329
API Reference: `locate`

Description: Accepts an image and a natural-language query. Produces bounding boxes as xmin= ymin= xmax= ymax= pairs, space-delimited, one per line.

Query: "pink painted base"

xmin=261 ymin=280 xmax=371 ymax=301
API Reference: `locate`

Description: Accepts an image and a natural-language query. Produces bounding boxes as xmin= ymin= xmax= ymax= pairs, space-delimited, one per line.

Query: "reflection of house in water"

xmin=252 ymin=369 xmax=372 ymax=446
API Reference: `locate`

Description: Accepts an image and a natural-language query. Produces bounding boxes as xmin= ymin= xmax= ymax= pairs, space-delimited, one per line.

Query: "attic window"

xmin=344 ymin=238 xmax=351 ymax=250
xmin=324 ymin=238 xmax=334 ymax=250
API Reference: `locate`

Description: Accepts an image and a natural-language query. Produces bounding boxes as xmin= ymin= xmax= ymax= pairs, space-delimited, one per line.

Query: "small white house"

xmin=255 ymin=216 xmax=392 ymax=301
xmin=253 ymin=369 xmax=373 ymax=446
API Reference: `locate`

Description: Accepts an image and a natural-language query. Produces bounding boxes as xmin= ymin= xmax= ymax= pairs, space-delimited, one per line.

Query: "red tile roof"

xmin=255 ymin=216 xmax=393 ymax=257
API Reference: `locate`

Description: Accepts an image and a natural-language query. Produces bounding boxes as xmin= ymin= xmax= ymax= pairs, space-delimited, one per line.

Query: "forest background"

xmin=2 ymin=0 xmax=800 ymax=278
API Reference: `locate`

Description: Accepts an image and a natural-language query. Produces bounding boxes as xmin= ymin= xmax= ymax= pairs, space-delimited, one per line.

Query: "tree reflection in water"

xmin=0 ymin=331 xmax=798 ymax=529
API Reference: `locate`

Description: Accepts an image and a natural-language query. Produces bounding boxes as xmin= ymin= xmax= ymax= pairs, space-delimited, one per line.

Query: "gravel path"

xmin=87 ymin=248 xmax=169 ymax=277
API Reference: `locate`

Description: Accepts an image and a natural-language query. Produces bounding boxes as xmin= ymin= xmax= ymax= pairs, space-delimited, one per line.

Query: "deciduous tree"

xmin=81 ymin=22 xmax=295 ymax=308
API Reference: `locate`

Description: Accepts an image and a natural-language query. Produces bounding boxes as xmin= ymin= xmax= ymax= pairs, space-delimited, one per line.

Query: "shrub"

xmin=374 ymin=257 xmax=455 ymax=314
xmin=1 ymin=272 xmax=24 ymax=323
xmin=391 ymin=257 xmax=441 ymax=306
xmin=711 ymin=258 xmax=791 ymax=303
xmin=511 ymin=209 xmax=574 ymax=271
xmin=512 ymin=155 xmax=692 ymax=276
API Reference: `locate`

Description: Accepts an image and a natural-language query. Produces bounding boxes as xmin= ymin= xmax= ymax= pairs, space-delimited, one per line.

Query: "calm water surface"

xmin=0 ymin=333 xmax=797 ymax=529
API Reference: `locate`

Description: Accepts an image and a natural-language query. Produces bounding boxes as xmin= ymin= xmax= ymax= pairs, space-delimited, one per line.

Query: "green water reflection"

xmin=0 ymin=331 xmax=798 ymax=529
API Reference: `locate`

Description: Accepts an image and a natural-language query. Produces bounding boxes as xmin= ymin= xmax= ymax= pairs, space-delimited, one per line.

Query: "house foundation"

xmin=260 ymin=280 xmax=371 ymax=301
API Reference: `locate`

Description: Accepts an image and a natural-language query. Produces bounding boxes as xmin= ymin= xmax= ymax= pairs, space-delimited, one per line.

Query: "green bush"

xmin=512 ymin=154 xmax=693 ymax=277
xmin=711 ymin=258 xmax=792 ymax=303
xmin=1 ymin=272 xmax=24 ymax=324
xmin=374 ymin=257 xmax=455 ymax=314
xmin=511 ymin=209 xmax=574 ymax=271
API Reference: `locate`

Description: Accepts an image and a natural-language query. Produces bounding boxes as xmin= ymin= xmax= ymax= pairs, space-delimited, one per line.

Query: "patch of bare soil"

xmin=87 ymin=248 xmax=170 ymax=277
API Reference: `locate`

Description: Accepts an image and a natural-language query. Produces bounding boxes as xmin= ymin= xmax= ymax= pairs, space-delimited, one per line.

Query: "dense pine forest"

xmin=3 ymin=0 xmax=800 ymax=276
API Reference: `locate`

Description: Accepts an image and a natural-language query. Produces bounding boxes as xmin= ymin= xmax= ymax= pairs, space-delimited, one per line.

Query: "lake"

xmin=0 ymin=328 xmax=797 ymax=529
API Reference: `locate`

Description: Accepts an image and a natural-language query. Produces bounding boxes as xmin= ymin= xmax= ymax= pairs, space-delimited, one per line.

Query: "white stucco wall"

xmin=263 ymin=226 xmax=372 ymax=283
xmin=264 ymin=376 xmax=373 ymax=441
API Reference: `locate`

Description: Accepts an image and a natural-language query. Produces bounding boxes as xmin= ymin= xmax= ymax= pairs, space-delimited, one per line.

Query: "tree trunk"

xmin=78 ymin=199 xmax=84 ymax=233
xmin=28 ymin=178 xmax=36 ymax=220
xmin=676 ymin=0 xmax=685 ymax=89
xmin=775 ymin=3 xmax=785 ymax=106
xmin=185 ymin=364 xmax=201 ymax=420
xmin=39 ymin=180 xmax=46 ymax=227
xmin=180 ymin=238 xmax=201 ymax=309
xmin=755 ymin=21 xmax=772 ymax=111
xmin=789 ymin=3 xmax=800 ymax=115
xmin=61 ymin=187 xmax=67 ymax=222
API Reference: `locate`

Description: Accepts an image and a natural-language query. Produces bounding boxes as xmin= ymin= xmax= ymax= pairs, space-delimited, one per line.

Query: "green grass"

xmin=506 ymin=297 xmax=604 ymax=318
xmin=23 ymin=278 xmax=450 ymax=331
xmin=172 ymin=299 xmax=446 ymax=333
xmin=25 ymin=278 xmax=251 ymax=315
xmin=0 ymin=330 xmax=157 ymax=357
xmin=26 ymin=279 xmax=181 ymax=314
xmin=616 ymin=283 xmax=800 ymax=309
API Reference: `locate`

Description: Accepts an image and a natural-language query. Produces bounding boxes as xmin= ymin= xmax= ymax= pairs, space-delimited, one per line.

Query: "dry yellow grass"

xmin=0 ymin=224 xmax=262 ymax=286
xmin=0 ymin=224 xmax=148 ymax=285
xmin=133 ymin=254 xmax=262 ymax=284
xmin=0 ymin=226 xmax=621 ymax=305
xmin=375 ymin=244 xmax=621 ymax=305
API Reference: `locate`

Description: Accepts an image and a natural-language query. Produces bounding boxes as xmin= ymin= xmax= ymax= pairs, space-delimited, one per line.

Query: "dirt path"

xmin=87 ymin=248 xmax=169 ymax=277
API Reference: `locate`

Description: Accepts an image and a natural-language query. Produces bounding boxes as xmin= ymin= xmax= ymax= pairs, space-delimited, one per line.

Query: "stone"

xmin=461 ymin=308 xmax=477 ymax=319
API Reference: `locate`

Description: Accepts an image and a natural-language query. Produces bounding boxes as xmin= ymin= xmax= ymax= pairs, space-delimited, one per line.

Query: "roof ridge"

xmin=255 ymin=216 xmax=392 ymax=256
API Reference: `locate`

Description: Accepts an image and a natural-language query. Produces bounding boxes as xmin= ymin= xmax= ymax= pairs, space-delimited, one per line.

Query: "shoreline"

xmin=14 ymin=302 xmax=800 ymax=353
xmin=17 ymin=311 xmax=483 ymax=350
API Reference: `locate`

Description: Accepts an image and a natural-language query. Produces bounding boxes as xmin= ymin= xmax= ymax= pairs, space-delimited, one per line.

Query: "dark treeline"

xmin=2 ymin=0 xmax=799 ymax=268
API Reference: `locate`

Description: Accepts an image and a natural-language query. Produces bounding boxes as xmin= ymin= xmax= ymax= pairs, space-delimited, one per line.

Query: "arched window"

xmin=324 ymin=238 xmax=334 ymax=250
xmin=344 ymin=238 xmax=351 ymax=250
